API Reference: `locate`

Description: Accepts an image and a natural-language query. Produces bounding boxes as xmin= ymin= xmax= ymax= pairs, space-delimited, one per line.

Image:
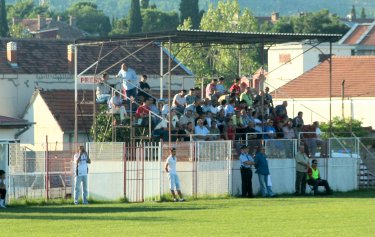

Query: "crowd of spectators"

xmin=96 ymin=65 xmax=324 ymax=157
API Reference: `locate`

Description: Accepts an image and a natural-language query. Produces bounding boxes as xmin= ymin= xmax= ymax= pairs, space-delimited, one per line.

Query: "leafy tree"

xmin=0 ymin=0 xmax=9 ymax=37
xmin=141 ymin=0 xmax=149 ymax=9
xmin=109 ymin=18 xmax=128 ymax=36
xmin=66 ymin=2 xmax=111 ymax=36
xmin=128 ymin=0 xmax=143 ymax=33
xmin=9 ymin=23 xmax=32 ymax=38
xmin=360 ymin=7 xmax=366 ymax=19
xmin=175 ymin=0 xmax=260 ymax=80
xmin=142 ymin=8 xmax=179 ymax=32
xmin=270 ymin=10 xmax=349 ymax=35
xmin=179 ymin=0 xmax=201 ymax=29
xmin=320 ymin=117 xmax=369 ymax=138
xmin=6 ymin=0 xmax=53 ymax=19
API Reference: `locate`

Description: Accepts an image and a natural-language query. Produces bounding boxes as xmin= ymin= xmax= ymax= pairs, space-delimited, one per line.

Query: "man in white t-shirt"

xmin=165 ymin=148 xmax=184 ymax=202
xmin=172 ymin=89 xmax=187 ymax=115
xmin=74 ymin=145 xmax=91 ymax=205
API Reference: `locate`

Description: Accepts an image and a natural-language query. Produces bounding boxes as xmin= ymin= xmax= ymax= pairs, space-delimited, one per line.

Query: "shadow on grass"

xmin=0 ymin=205 xmax=209 ymax=221
xmin=271 ymin=189 xmax=375 ymax=199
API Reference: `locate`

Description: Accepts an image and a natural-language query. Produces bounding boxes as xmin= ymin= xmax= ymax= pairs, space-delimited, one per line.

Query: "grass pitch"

xmin=1 ymin=191 xmax=375 ymax=237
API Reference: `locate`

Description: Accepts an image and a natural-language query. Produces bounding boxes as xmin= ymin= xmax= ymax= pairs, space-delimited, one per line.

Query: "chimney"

xmin=69 ymin=16 xmax=75 ymax=26
xmin=67 ymin=44 xmax=74 ymax=62
xmin=271 ymin=12 xmax=279 ymax=23
xmin=12 ymin=17 xmax=20 ymax=26
xmin=7 ymin=42 xmax=18 ymax=67
xmin=37 ymin=15 xmax=46 ymax=30
xmin=57 ymin=16 xmax=62 ymax=21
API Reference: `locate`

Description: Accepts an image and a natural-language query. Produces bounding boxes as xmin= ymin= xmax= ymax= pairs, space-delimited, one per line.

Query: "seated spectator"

xmin=314 ymin=121 xmax=327 ymax=157
xmin=135 ymin=97 xmax=153 ymax=127
xmin=263 ymin=119 xmax=276 ymax=139
xmin=209 ymin=120 xmax=221 ymax=140
xmin=108 ymin=91 xmax=127 ymax=125
xmin=224 ymin=98 xmax=236 ymax=118
xmin=96 ymin=72 xmax=111 ymax=103
xmin=178 ymin=121 xmax=194 ymax=141
xmin=172 ymin=89 xmax=187 ymax=116
xmin=307 ymin=159 xmax=333 ymax=195
xmin=153 ymin=118 xmax=169 ymax=141
xmin=275 ymin=121 xmax=285 ymax=139
xmin=161 ymin=103 xmax=169 ymax=118
xmin=216 ymin=77 xmax=226 ymax=96
xmin=185 ymin=88 xmax=196 ymax=106
xmin=240 ymin=87 xmax=253 ymax=108
xmin=224 ymin=119 xmax=236 ymax=140
xmin=150 ymin=98 xmax=161 ymax=125
xmin=138 ymin=74 xmax=151 ymax=102
xmin=216 ymin=109 xmax=226 ymax=133
xmin=194 ymin=119 xmax=210 ymax=141
xmin=229 ymin=77 xmax=241 ymax=97
xmin=205 ymin=79 xmax=217 ymax=99
xmin=179 ymin=109 xmax=195 ymax=128
xmin=283 ymin=119 xmax=296 ymax=139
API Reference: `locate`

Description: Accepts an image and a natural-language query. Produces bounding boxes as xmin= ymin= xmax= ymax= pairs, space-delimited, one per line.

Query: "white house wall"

xmin=0 ymin=129 xmax=18 ymax=140
xmin=273 ymin=97 xmax=375 ymax=128
xmin=20 ymin=94 xmax=64 ymax=150
xmin=267 ymin=44 xmax=353 ymax=91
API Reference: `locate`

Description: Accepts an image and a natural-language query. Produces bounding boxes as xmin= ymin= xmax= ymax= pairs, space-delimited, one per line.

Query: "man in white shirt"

xmin=109 ymin=91 xmax=127 ymax=125
xmin=165 ymin=148 xmax=184 ymax=202
xmin=116 ymin=63 xmax=138 ymax=110
xmin=74 ymin=145 xmax=91 ymax=205
xmin=172 ymin=89 xmax=186 ymax=115
xmin=194 ymin=119 xmax=210 ymax=141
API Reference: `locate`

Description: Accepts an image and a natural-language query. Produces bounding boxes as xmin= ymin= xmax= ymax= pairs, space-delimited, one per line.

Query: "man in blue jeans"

xmin=74 ymin=145 xmax=91 ymax=205
xmin=254 ymin=146 xmax=275 ymax=197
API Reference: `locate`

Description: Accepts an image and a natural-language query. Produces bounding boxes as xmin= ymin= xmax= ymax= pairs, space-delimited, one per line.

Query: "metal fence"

xmin=6 ymin=136 xmax=375 ymax=202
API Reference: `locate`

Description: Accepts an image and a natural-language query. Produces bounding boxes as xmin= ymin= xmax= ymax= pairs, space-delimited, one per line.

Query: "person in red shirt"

xmin=135 ymin=97 xmax=153 ymax=126
xmin=224 ymin=119 xmax=236 ymax=140
xmin=229 ymin=77 xmax=241 ymax=97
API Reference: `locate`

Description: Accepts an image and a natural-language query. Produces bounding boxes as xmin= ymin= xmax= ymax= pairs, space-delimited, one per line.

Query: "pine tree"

xmin=0 ymin=0 xmax=9 ymax=37
xmin=350 ymin=5 xmax=356 ymax=20
xmin=360 ymin=8 xmax=366 ymax=19
xmin=179 ymin=0 xmax=201 ymax=29
xmin=129 ymin=0 xmax=143 ymax=33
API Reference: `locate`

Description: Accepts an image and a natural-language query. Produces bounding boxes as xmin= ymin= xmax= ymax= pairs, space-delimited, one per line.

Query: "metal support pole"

xmin=341 ymin=80 xmax=345 ymax=119
xmin=74 ymin=45 xmax=78 ymax=145
xmin=329 ymin=41 xmax=332 ymax=138
xmin=160 ymin=42 xmax=164 ymax=99
xmin=238 ymin=45 xmax=242 ymax=76
xmin=168 ymin=39 xmax=172 ymax=145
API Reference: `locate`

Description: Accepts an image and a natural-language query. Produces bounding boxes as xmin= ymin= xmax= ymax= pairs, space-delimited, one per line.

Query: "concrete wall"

xmin=85 ymin=158 xmax=358 ymax=201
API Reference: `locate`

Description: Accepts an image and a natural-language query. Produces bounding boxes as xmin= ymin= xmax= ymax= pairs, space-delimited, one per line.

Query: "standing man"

xmin=116 ymin=63 xmax=138 ymax=101
xmin=138 ymin=74 xmax=151 ymax=102
xmin=74 ymin=145 xmax=91 ymax=205
xmin=254 ymin=146 xmax=275 ymax=197
xmin=165 ymin=148 xmax=185 ymax=202
xmin=295 ymin=145 xmax=309 ymax=195
xmin=239 ymin=146 xmax=255 ymax=198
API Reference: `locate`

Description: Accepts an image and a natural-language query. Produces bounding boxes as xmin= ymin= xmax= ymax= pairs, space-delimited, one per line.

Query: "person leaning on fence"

xmin=0 ymin=170 xmax=7 ymax=208
xmin=74 ymin=146 xmax=91 ymax=205
xmin=307 ymin=159 xmax=332 ymax=195
xmin=254 ymin=146 xmax=275 ymax=198
xmin=240 ymin=145 xmax=255 ymax=198
xmin=165 ymin=148 xmax=185 ymax=202
xmin=295 ymin=145 xmax=310 ymax=196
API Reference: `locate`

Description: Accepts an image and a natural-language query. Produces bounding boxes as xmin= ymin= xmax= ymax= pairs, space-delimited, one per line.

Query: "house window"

xmin=279 ymin=54 xmax=291 ymax=64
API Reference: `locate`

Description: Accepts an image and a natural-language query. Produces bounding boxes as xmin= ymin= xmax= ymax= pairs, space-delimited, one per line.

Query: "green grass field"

xmin=1 ymin=191 xmax=375 ymax=237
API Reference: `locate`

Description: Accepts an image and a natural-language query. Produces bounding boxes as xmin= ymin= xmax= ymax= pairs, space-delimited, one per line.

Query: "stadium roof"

xmin=76 ymin=29 xmax=343 ymax=45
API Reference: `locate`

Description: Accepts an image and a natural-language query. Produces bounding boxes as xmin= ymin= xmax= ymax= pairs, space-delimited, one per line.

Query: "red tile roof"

xmin=39 ymin=90 xmax=94 ymax=132
xmin=272 ymin=56 xmax=375 ymax=98
xmin=361 ymin=26 xmax=375 ymax=45
xmin=0 ymin=39 xmax=191 ymax=76
xmin=342 ymin=25 xmax=370 ymax=44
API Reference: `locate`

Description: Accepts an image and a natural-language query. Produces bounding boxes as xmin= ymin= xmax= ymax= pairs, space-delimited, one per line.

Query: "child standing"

xmin=0 ymin=170 xmax=6 ymax=208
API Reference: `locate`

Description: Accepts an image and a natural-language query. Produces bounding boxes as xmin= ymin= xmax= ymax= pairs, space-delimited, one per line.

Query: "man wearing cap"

xmin=240 ymin=145 xmax=255 ymax=198
xmin=165 ymin=148 xmax=185 ymax=202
